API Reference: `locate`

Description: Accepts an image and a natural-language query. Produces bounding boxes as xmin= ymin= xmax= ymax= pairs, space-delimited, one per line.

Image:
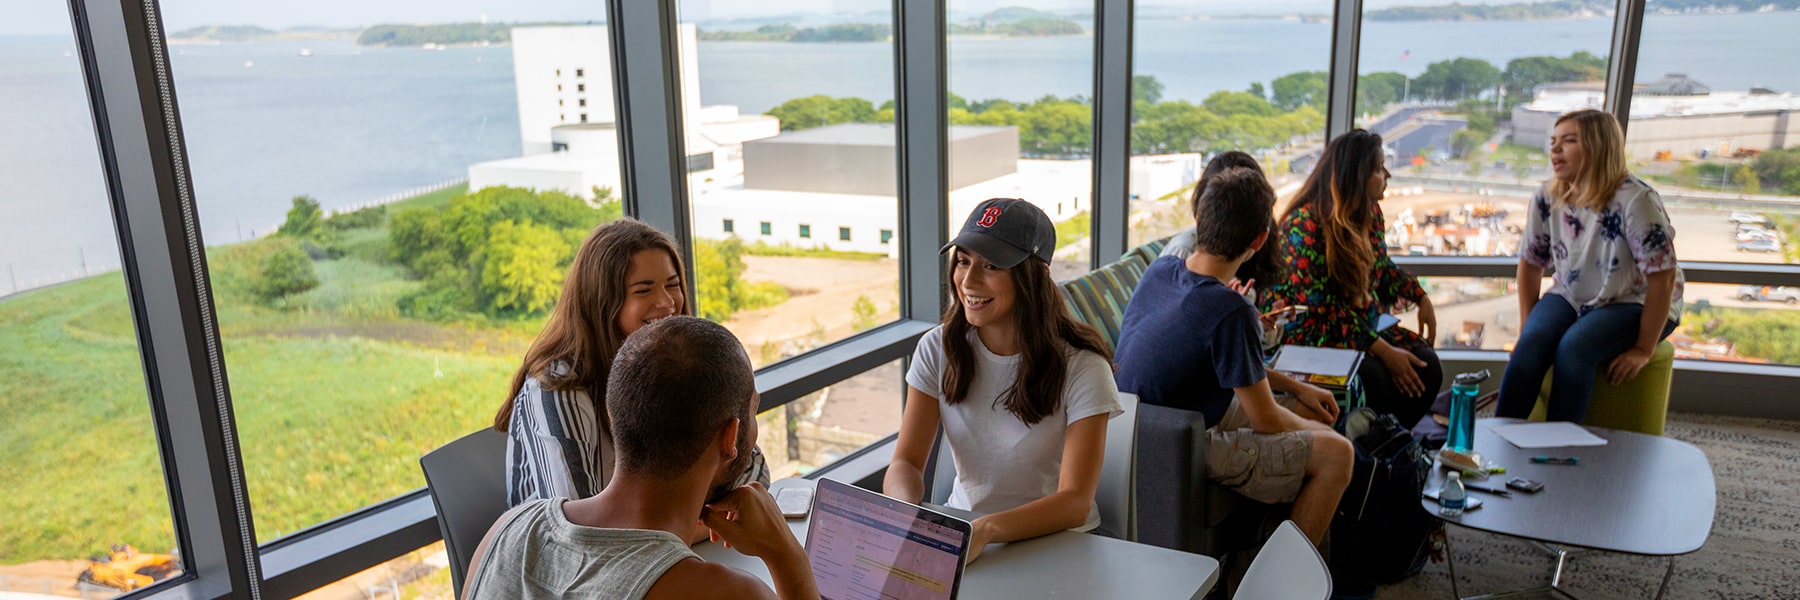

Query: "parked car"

xmin=1737 ymin=286 xmax=1800 ymax=304
xmin=1729 ymin=212 xmax=1771 ymax=226
xmin=1738 ymin=238 xmax=1783 ymax=253
xmin=1737 ymin=230 xmax=1780 ymax=243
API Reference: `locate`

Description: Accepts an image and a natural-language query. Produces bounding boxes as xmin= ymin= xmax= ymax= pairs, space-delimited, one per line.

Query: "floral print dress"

xmin=1262 ymin=203 xmax=1428 ymax=352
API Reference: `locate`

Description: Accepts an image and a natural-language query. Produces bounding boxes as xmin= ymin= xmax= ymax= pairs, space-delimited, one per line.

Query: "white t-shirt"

xmin=905 ymin=325 xmax=1122 ymax=532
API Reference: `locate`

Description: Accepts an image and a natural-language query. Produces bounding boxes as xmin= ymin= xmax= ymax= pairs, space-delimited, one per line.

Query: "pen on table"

xmin=1531 ymin=456 xmax=1579 ymax=465
xmin=1460 ymin=483 xmax=1511 ymax=497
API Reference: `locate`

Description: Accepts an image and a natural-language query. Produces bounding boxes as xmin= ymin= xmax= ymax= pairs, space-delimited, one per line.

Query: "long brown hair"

xmin=1548 ymin=109 xmax=1628 ymax=211
xmin=1283 ymin=129 xmax=1386 ymax=305
xmin=1193 ymin=151 xmax=1282 ymax=291
xmin=493 ymin=218 xmax=692 ymax=432
xmin=940 ymin=254 xmax=1112 ymax=426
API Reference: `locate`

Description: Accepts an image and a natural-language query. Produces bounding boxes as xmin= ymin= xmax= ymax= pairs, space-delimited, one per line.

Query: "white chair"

xmin=926 ymin=391 xmax=1138 ymax=540
xmin=925 ymin=428 xmax=956 ymax=505
xmin=1234 ymin=520 xmax=1331 ymax=600
xmin=1095 ymin=391 xmax=1138 ymax=540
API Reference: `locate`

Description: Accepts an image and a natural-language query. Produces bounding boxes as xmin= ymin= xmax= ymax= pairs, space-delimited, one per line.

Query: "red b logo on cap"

xmin=976 ymin=206 xmax=1002 ymax=228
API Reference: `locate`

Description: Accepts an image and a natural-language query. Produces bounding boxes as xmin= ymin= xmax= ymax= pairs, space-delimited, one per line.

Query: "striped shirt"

xmin=504 ymin=374 xmax=771 ymax=507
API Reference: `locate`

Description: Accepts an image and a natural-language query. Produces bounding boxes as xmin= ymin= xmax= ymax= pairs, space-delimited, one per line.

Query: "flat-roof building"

xmin=1514 ymin=75 xmax=1800 ymax=159
xmin=743 ymin=124 xmax=1019 ymax=196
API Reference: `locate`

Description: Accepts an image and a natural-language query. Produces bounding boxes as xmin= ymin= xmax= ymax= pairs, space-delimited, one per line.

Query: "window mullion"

xmin=72 ymin=0 xmax=261 ymax=596
xmin=894 ymin=0 xmax=949 ymax=322
xmin=607 ymin=0 xmax=694 ymax=277
xmin=1326 ymin=0 xmax=1364 ymax=140
xmin=1091 ymin=0 xmax=1133 ymax=268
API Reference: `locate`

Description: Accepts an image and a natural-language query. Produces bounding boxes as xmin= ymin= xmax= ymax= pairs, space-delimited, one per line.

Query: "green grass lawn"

xmin=0 ymin=183 xmax=542 ymax=562
xmin=0 ymin=274 xmax=181 ymax=560
xmin=389 ymin=184 xmax=466 ymax=212
xmin=1055 ymin=211 xmax=1092 ymax=250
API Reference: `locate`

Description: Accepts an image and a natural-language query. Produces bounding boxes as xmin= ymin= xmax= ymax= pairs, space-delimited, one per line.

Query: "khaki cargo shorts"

xmin=1205 ymin=396 xmax=1314 ymax=504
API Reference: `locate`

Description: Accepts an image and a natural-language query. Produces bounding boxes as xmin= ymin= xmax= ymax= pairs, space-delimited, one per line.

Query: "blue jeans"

xmin=1496 ymin=299 xmax=1676 ymax=422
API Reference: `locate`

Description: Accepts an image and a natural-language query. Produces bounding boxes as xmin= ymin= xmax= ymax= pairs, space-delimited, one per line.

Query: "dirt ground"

xmin=0 ymin=560 xmax=93 ymax=599
xmin=725 ymin=255 xmax=901 ymax=366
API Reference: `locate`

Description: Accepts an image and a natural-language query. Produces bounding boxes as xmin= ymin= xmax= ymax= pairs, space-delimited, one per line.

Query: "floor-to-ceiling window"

xmin=0 ymin=7 xmax=184 ymax=596
xmin=673 ymin=1 xmax=908 ymax=478
xmin=1128 ymin=1 xmax=1334 ymax=248
xmin=947 ymin=1 xmax=1096 ymax=281
xmin=156 ymin=0 xmax=623 ymax=547
xmin=1618 ymin=7 xmax=1800 ymax=366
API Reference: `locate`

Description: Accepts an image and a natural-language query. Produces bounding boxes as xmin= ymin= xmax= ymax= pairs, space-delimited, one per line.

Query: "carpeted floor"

xmin=1375 ymin=412 xmax=1800 ymax=599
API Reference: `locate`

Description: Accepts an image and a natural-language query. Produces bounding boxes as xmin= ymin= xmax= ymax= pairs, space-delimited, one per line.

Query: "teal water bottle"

xmin=1447 ymin=369 xmax=1489 ymax=453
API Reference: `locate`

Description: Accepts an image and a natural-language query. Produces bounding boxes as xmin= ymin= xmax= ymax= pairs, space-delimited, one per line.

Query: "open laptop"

xmin=805 ymin=478 xmax=972 ymax=600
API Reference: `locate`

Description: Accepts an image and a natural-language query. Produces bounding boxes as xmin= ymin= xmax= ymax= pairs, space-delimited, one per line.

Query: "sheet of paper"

xmin=1490 ymin=421 xmax=1609 ymax=448
xmin=1271 ymin=345 xmax=1362 ymax=378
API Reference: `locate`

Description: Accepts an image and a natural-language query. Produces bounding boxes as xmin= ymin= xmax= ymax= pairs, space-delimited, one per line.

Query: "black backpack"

xmin=1328 ymin=408 xmax=1439 ymax=599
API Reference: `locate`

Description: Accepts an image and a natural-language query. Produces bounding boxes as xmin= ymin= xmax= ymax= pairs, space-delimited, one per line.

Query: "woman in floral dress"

xmin=1263 ymin=130 xmax=1441 ymax=427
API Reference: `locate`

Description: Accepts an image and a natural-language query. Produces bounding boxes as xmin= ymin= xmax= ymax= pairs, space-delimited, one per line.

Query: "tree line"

xmin=355 ymin=23 xmax=571 ymax=47
xmin=764 ymin=52 xmax=1603 ymax=159
xmin=1261 ymin=51 xmax=1605 ymax=112
xmin=698 ymin=18 xmax=1084 ymax=43
xmin=698 ymin=24 xmax=890 ymax=43
xmin=764 ymin=79 xmax=1319 ymax=158
xmin=1368 ymin=1 xmax=1613 ymax=21
xmin=1369 ymin=0 xmax=1799 ymax=21
xmin=260 ymin=186 xmax=784 ymax=323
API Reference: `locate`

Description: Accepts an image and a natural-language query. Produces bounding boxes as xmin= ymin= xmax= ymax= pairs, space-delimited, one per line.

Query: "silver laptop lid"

xmin=804 ymin=478 xmax=972 ymax=600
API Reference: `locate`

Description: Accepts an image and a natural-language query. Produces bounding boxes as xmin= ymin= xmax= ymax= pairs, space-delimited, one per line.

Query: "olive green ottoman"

xmin=1529 ymin=340 xmax=1675 ymax=436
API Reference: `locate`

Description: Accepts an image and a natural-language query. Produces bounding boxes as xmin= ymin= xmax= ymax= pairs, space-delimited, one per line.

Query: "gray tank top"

xmin=465 ymin=499 xmax=699 ymax=600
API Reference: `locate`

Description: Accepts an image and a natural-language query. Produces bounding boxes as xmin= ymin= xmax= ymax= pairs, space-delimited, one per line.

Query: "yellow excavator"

xmin=78 ymin=545 xmax=180 ymax=592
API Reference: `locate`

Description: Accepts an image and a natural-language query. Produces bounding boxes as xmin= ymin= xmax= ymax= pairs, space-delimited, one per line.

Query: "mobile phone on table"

xmin=775 ymin=486 xmax=815 ymax=518
xmin=1505 ymin=477 xmax=1544 ymax=494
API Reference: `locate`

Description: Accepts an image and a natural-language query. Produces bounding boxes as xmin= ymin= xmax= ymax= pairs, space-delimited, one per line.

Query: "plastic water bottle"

xmin=1439 ymin=471 xmax=1468 ymax=517
xmin=1447 ymin=369 xmax=1489 ymax=453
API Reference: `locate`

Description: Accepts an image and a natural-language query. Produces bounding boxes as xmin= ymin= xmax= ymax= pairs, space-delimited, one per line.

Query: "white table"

xmin=693 ymin=478 xmax=1220 ymax=599
xmin=1422 ymin=418 xmax=1716 ymax=599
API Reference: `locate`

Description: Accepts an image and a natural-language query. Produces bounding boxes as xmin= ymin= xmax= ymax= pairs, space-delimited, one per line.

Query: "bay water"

xmin=2 ymin=12 xmax=1795 ymax=291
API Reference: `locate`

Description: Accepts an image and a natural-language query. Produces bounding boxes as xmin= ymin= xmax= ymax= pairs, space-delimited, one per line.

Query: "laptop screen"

xmin=805 ymin=478 xmax=971 ymax=600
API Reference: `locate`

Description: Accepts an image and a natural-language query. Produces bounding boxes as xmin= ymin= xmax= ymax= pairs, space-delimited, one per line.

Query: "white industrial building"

xmin=693 ymin=123 xmax=1204 ymax=257
xmin=1514 ymin=75 xmax=1800 ymax=159
xmin=471 ymin=26 xmax=1204 ymax=256
xmin=469 ymin=25 xmax=779 ymax=200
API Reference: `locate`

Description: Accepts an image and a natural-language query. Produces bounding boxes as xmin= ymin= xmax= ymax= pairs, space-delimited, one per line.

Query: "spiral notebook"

xmin=1271 ymin=345 xmax=1365 ymax=389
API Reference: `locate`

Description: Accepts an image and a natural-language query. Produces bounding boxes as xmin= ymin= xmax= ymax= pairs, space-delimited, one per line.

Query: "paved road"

xmin=1387 ymin=116 xmax=1468 ymax=165
xmin=1367 ymin=105 xmax=1438 ymax=137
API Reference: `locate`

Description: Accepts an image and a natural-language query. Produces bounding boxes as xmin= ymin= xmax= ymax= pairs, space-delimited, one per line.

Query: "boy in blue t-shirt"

xmin=1114 ymin=167 xmax=1352 ymax=545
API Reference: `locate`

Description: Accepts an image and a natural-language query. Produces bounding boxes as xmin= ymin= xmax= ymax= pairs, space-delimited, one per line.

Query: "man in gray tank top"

xmin=464 ymin=317 xmax=819 ymax=600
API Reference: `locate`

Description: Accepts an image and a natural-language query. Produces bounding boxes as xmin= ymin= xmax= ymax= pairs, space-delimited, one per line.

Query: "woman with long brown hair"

xmin=1262 ymin=130 xmax=1441 ymax=426
xmin=884 ymin=199 xmax=1120 ymax=563
xmin=1496 ymin=109 xmax=1683 ymax=421
xmin=496 ymin=218 xmax=766 ymax=508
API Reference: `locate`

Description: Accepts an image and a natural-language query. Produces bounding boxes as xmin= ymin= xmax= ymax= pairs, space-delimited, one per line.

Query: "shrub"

xmin=254 ymin=242 xmax=320 ymax=303
xmin=326 ymin=205 xmax=386 ymax=231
